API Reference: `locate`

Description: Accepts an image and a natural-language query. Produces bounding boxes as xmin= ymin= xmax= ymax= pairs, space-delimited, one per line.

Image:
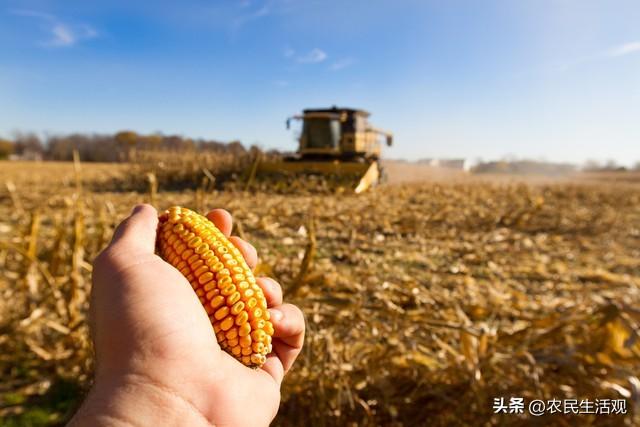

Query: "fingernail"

xmin=264 ymin=277 xmax=276 ymax=291
xmin=270 ymin=308 xmax=284 ymax=321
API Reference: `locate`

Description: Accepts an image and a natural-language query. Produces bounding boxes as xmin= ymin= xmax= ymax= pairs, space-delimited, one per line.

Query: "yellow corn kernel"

xmin=231 ymin=301 xmax=245 ymax=315
xmin=239 ymin=334 xmax=252 ymax=348
xmin=264 ymin=321 xmax=274 ymax=336
xmin=210 ymin=295 xmax=225 ymax=309
xmin=252 ymin=342 xmax=265 ymax=353
xmin=227 ymin=292 xmax=241 ymax=306
xmin=194 ymin=265 xmax=209 ymax=278
xmin=220 ymin=315 xmax=234 ymax=331
xmin=251 ymin=319 xmax=265 ymax=330
xmin=221 ymin=284 xmax=236 ymax=296
xmin=214 ymin=306 xmax=230 ymax=321
xmin=190 ymin=259 xmax=205 ymax=271
xmin=238 ymin=320 xmax=251 ymax=335
xmin=225 ymin=328 xmax=238 ymax=340
xmin=218 ymin=276 xmax=232 ymax=287
xmin=235 ymin=311 xmax=249 ymax=327
xmin=157 ymin=206 xmax=273 ymax=368
xmin=251 ymin=329 xmax=265 ymax=342
xmin=208 ymin=261 xmax=225 ymax=272
xmin=203 ymin=282 xmax=218 ymax=292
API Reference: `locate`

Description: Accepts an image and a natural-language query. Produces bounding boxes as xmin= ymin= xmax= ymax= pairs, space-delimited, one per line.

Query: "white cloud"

xmin=607 ymin=41 xmax=640 ymax=57
xmin=43 ymin=23 xmax=97 ymax=47
xmin=283 ymin=46 xmax=295 ymax=58
xmin=10 ymin=9 xmax=97 ymax=48
xmin=253 ymin=5 xmax=270 ymax=17
xmin=538 ymin=40 xmax=640 ymax=74
xmin=233 ymin=2 xmax=271 ymax=28
xmin=81 ymin=25 xmax=98 ymax=39
xmin=296 ymin=48 xmax=327 ymax=63
xmin=330 ymin=58 xmax=355 ymax=71
xmin=49 ymin=24 xmax=75 ymax=46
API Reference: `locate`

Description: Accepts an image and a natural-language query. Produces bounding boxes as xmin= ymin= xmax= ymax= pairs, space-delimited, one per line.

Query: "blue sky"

xmin=1 ymin=0 xmax=638 ymax=165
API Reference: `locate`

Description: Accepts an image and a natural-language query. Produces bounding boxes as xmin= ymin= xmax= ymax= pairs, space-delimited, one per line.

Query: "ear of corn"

xmin=156 ymin=206 xmax=273 ymax=368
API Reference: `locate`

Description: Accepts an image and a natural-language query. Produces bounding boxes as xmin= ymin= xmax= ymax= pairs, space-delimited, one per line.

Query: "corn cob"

xmin=156 ymin=206 xmax=273 ymax=368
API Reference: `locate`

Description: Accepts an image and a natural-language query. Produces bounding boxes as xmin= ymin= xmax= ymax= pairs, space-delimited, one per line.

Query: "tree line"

xmin=0 ymin=131 xmax=248 ymax=162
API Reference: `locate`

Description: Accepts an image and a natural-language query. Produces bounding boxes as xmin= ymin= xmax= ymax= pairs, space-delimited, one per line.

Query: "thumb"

xmin=93 ymin=204 xmax=159 ymax=281
xmin=110 ymin=204 xmax=159 ymax=254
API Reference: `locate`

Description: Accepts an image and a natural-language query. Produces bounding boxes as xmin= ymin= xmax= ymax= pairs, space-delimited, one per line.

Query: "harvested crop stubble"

xmin=0 ymin=161 xmax=639 ymax=426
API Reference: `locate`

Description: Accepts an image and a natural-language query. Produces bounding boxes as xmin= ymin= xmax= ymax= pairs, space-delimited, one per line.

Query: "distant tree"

xmin=0 ymin=139 xmax=14 ymax=159
xmin=162 ymin=135 xmax=189 ymax=151
xmin=141 ymin=134 xmax=163 ymax=150
xmin=47 ymin=136 xmax=73 ymax=161
xmin=115 ymin=131 xmax=139 ymax=161
xmin=634 ymin=161 xmax=640 ymax=171
xmin=115 ymin=131 xmax=139 ymax=147
xmin=198 ymin=139 xmax=227 ymax=152
xmin=13 ymin=132 xmax=43 ymax=156
xmin=8 ymin=130 xmax=248 ymax=163
xmin=604 ymin=159 xmax=619 ymax=170
xmin=46 ymin=133 xmax=118 ymax=162
xmin=583 ymin=159 xmax=601 ymax=171
xmin=248 ymin=144 xmax=262 ymax=155
xmin=227 ymin=140 xmax=246 ymax=155
xmin=88 ymin=134 xmax=118 ymax=162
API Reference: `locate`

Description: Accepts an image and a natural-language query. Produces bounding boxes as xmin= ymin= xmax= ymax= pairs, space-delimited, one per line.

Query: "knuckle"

xmin=92 ymin=245 xmax=135 ymax=276
xmin=93 ymin=247 xmax=117 ymax=273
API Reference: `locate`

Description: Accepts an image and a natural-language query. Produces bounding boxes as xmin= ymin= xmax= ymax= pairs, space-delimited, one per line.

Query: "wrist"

xmin=68 ymin=372 xmax=213 ymax=427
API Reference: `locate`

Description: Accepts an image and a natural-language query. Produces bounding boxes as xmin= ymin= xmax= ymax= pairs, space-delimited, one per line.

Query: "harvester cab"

xmin=253 ymin=107 xmax=393 ymax=193
xmin=286 ymin=107 xmax=393 ymax=162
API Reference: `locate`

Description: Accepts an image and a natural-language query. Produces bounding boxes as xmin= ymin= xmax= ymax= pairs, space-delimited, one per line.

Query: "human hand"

xmin=69 ymin=205 xmax=305 ymax=427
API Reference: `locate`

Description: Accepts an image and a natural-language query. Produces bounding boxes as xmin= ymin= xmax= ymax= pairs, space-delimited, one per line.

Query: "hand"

xmin=69 ymin=205 xmax=305 ymax=427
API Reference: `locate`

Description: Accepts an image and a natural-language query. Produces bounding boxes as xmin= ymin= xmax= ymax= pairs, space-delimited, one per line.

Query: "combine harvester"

xmin=250 ymin=106 xmax=393 ymax=193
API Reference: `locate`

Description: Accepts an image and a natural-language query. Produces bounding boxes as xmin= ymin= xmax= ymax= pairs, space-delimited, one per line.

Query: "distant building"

xmin=9 ymin=150 xmax=43 ymax=161
xmin=438 ymin=159 xmax=471 ymax=171
xmin=418 ymin=158 xmax=471 ymax=171
xmin=473 ymin=160 xmax=576 ymax=175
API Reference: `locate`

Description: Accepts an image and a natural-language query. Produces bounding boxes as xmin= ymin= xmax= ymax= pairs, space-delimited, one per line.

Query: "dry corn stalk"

xmin=5 ymin=180 xmax=24 ymax=215
xmin=146 ymin=172 xmax=158 ymax=207
xmin=291 ymin=211 xmax=316 ymax=295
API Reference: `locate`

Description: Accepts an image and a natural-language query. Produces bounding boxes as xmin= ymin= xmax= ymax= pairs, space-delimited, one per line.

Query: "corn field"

xmin=1 ymin=160 xmax=639 ymax=426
